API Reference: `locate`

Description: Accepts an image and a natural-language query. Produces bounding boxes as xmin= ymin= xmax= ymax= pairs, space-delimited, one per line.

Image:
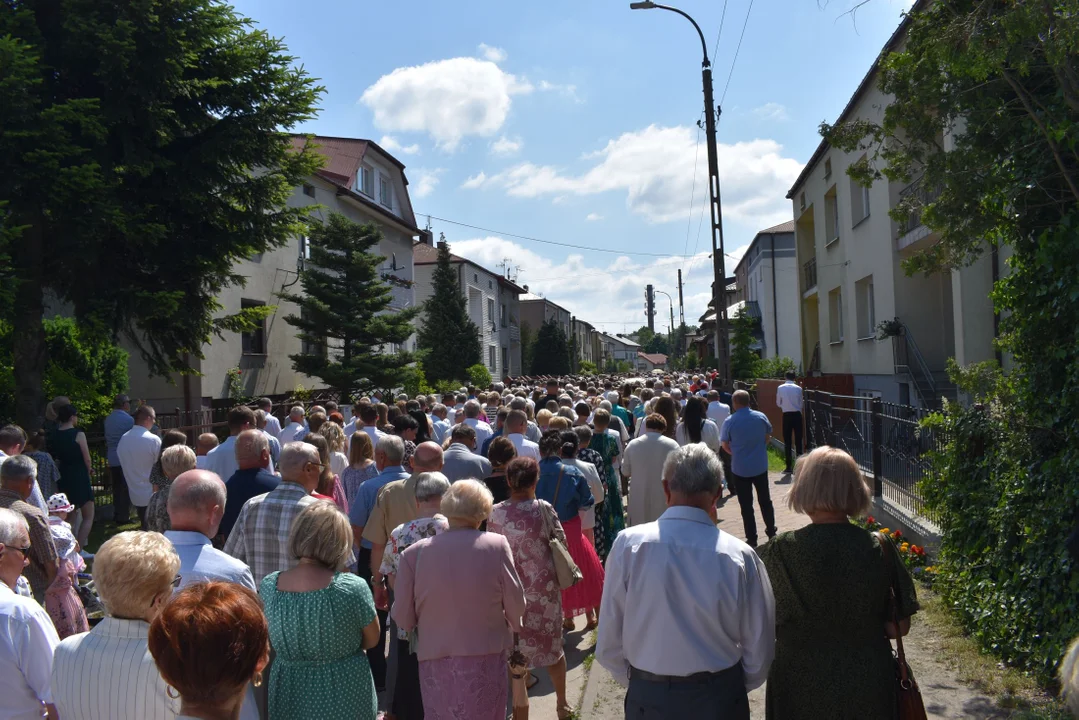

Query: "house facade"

xmin=571 ymin=318 xmax=600 ymax=368
xmin=519 ymin=296 xmax=572 ymax=343
xmin=599 ymin=333 xmax=641 ymax=367
xmin=788 ymin=13 xmax=1003 ymax=409
xmin=125 ymin=135 xmax=422 ymax=410
xmin=731 ymin=221 xmax=801 ymax=363
xmin=637 ymin=352 xmax=668 ymax=373
xmin=412 ymin=240 xmax=526 ymax=380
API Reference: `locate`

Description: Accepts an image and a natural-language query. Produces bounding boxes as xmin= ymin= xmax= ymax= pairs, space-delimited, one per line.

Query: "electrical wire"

xmin=681 ymin=124 xmax=702 ymax=265
xmin=416 ymin=213 xmax=680 ymax=258
xmin=720 ymin=0 xmax=755 ymax=105
xmin=711 ymin=0 xmax=729 ymax=65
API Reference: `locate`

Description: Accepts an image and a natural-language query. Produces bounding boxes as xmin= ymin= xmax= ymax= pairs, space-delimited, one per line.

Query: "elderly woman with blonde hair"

xmin=393 ymin=479 xmax=527 ymax=720
xmin=51 ymin=531 xmax=182 ymax=719
xmin=758 ymin=446 xmax=920 ymax=719
xmin=145 ymin=443 xmax=197 ymax=533
xmin=259 ymin=501 xmax=380 ymax=720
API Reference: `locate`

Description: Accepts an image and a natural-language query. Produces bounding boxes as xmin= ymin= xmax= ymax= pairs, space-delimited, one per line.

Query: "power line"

xmin=681 ymin=124 xmax=702 ymax=264
xmin=417 ymin=213 xmax=679 ymax=258
xmin=720 ymin=0 xmax=755 ymax=105
xmin=711 ymin=0 xmax=730 ymax=64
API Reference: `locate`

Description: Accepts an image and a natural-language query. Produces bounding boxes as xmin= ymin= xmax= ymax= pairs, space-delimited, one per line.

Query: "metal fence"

xmin=804 ymin=390 xmax=944 ymax=523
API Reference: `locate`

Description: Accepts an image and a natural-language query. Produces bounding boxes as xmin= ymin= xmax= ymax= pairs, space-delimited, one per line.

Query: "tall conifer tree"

xmin=416 ymin=242 xmax=481 ymax=383
xmin=532 ymin=319 xmax=571 ymax=375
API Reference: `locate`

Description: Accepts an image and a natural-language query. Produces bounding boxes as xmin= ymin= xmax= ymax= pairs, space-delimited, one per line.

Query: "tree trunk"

xmin=12 ymin=221 xmax=47 ymax=433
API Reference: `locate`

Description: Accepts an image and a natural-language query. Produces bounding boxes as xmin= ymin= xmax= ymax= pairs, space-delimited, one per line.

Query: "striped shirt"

xmin=51 ymin=617 xmax=179 ymax=720
xmin=223 ymin=481 xmax=317 ymax=585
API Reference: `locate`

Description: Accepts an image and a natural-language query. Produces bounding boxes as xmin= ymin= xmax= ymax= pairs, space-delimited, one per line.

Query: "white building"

xmin=787 ymin=12 xmax=1002 ymax=409
xmin=412 ymin=240 xmax=526 ymax=379
xmin=600 ymin=333 xmax=641 ymax=368
xmin=125 ymin=135 xmax=423 ymax=410
xmin=730 ymin=221 xmax=801 ymax=362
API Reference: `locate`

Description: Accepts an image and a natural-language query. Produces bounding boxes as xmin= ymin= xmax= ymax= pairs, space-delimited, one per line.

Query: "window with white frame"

xmin=849 ymin=155 xmax=871 ymax=226
xmin=487 ymin=298 xmax=495 ymax=326
xmin=828 ymin=287 xmax=844 ymax=344
xmin=379 ymin=174 xmax=392 ymax=208
xmin=824 ymin=187 xmax=839 ymax=245
xmin=500 ymin=303 xmax=507 ymax=328
xmin=488 ymin=345 xmax=497 ymax=370
xmin=358 ymin=166 xmax=374 ymax=197
xmin=856 ymin=276 xmax=876 ymax=339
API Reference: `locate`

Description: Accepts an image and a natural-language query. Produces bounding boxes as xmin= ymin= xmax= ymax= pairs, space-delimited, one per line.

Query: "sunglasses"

xmin=171 ymin=574 xmax=182 ymax=588
xmin=305 ymin=462 xmax=327 ymax=470
xmin=6 ymin=545 xmax=31 ymax=557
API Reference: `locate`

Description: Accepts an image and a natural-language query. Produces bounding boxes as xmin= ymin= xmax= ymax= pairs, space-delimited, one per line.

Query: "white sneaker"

xmin=79 ymin=550 xmax=94 ymax=561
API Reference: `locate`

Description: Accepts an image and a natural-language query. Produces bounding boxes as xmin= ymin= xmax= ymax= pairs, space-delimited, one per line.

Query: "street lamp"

xmin=654 ymin=289 xmax=676 ymax=355
xmin=630 ymin=1 xmax=731 ymax=386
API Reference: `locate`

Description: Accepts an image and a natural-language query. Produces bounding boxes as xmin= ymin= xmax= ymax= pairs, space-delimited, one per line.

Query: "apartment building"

xmin=730 ymin=221 xmax=801 ymax=362
xmin=787 ymin=12 xmax=1000 ymax=408
xmin=412 ymin=241 xmax=526 ymax=379
xmin=600 ymin=333 xmax=641 ymax=367
xmin=125 ymin=135 xmax=422 ymax=410
xmin=520 ymin=296 xmax=572 ymax=342
xmin=571 ymin=317 xmax=601 ymax=368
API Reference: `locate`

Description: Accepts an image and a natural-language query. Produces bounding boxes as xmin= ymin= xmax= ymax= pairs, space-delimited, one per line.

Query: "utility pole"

xmin=645 ymin=284 xmax=655 ymax=333
xmin=630 ymin=1 xmax=731 ymax=386
xmin=677 ymin=268 xmax=685 ymax=328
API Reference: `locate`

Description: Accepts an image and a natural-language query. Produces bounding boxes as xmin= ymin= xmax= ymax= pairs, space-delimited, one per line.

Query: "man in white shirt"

xmin=462 ymin=400 xmax=493 ymax=455
xmin=775 ymin=371 xmax=805 ymax=474
xmin=706 ymin=390 xmax=731 ymax=427
xmin=277 ymin=405 xmax=307 ymax=446
xmin=203 ymin=406 xmax=274 ymax=485
xmin=621 ymin=413 xmax=681 ymax=526
xmin=504 ymin=410 xmax=540 ymax=461
xmin=597 ymin=444 xmax=775 ymax=715
xmin=0 ymin=507 xmax=61 ymax=720
xmin=256 ymin=398 xmax=281 ymax=439
xmin=117 ymin=405 xmax=161 ymax=527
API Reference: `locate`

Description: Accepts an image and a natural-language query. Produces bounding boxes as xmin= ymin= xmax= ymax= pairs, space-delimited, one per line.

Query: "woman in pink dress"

xmin=488 ymin=457 xmax=570 ymax=718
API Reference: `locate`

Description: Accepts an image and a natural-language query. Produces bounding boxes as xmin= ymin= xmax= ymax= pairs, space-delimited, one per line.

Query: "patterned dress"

xmin=488 ymin=499 xmax=564 ymax=668
xmin=45 ymin=518 xmax=88 ymax=639
xmin=341 ymin=462 xmax=379 ymax=509
xmin=260 ymin=572 xmax=378 ymax=720
xmin=587 ymin=434 xmax=624 ymax=561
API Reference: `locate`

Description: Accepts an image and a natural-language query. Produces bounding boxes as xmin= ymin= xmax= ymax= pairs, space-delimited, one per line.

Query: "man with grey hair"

xmin=720 ymin=389 xmax=776 ymax=547
xmin=597 ymin=444 xmax=775 ymax=716
xmin=508 ymin=396 xmax=542 ymax=442
xmin=442 ymin=425 xmax=492 ymax=484
xmin=224 ymin=442 xmax=321 ymax=584
xmin=166 ymin=470 xmax=255 ymax=590
xmin=277 ymin=405 xmax=307 ymax=445
xmin=429 ymin=403 xmax=451 ymax=445
xmin=0 ymin=456 xmax=57 ymax=601
xmin=256 ymin=397 xmax=282 ymax=438
xmin=462 ymin=399 xmax=493 ymax=453
xmin=0 ymin=506 xmax=61 ymax=719
xmin=254 ymin=409 xmax=281 ymax=466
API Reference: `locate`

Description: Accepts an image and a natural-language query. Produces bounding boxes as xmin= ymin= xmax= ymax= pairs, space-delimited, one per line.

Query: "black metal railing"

xmin=804 ymin=390 xmax=943 ymax=524
xmin=897 ymin=176 xmax=943 ymax=237
xmin=803 ymin=256 xmax=817 ymax=290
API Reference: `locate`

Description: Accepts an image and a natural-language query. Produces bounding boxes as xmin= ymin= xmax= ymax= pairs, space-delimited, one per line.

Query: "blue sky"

xmin=231 ymin=0 xmax=914 ymax=334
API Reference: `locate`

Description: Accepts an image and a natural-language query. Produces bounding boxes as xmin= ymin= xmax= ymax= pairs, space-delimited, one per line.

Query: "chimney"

xmin=418 ymin=229 xmax=434 ymax=246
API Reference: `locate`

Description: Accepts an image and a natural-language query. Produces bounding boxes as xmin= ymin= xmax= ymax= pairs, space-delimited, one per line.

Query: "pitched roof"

xmin=759 ymin=220 xmax=796 ymax=234
xmin=638 ymin=352 xmax=668 ymax=365
xmin=413 ymin=242 xmax=528 ymax=294
xmin=600 ymin=333 xmax=640 ymax=348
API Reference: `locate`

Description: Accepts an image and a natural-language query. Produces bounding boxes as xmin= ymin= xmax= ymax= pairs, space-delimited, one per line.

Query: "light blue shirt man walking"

xmin=719 ymin=390 xmax=776 ymax=547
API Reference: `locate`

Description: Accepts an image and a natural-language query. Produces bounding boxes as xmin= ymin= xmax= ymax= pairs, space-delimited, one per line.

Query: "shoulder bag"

xmin=542 ymin=467 xmax=583 ymax=589
xmin=876 ymin=531 xmax=928 ymax=720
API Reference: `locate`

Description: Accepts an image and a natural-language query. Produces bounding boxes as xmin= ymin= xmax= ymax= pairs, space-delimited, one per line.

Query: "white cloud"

xmin=477 ymin=43 xmax=507 ymax=63
xmin=360 ymin=57 xmax=533 ymax=151
xmin=585 ymin=212 xmax=603 ymax=221
xmin=461 ymin=171 xmax=487 ymax=189
xmin=752 ymin=102 xmax=790 ymax=122
xmin=490 ymin=136 xmax=523 ymax=156
xmin=464 ymin=124 xmax=802 ymax=227
xmin=411 ymin=168 xmax=444 ymax=198
xmin=378 ymin=135 xmax=420 ymax=155
xmin=538 ymin=80 xmax=581 ymax=102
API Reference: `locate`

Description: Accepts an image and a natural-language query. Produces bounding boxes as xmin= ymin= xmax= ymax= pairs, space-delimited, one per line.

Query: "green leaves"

xmin=416 ymin=242 xmax=482 ymax=383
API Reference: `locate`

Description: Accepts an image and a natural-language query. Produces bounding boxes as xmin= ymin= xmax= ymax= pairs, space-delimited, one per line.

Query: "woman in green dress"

xmin=51 ymin=404 xmax=95 ymax=546
xmin=260 ymin=500 xmax=380 ymax=720
xmin=588 ymin=409 xmax=624 ymax=561
xmin=758 ymin=446 xmax=919 ymax=720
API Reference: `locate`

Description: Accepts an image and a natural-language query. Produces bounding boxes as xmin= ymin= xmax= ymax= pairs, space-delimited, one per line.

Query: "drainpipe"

xmin=771 ymin=233 xmax=779 ymax=359
xmin=991 ymin=244 xmax=1002 ymax=366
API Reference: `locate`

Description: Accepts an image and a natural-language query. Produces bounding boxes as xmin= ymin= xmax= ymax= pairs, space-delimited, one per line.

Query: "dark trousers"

xmin=782 ymin=411 xmax=804 ymax=471
xmin=625 ymin=664 xmax=749 ymax=720
xmin=731 ymin=472 xmax=776 ymax=547
xmin=392 ymin=638 xmax=424 ymax=719
xmin=358 ymin=546 xmax=389 ymax=689
xmin=110 ymin=466 xmax=131 ymax=522
xmin=719 ymin=448 xmax=734 ymax=494
xmin=135 ymin=505 xmax=147 ymax=530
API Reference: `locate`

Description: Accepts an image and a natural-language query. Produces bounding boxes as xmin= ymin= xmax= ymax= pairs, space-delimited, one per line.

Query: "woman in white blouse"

xmin=51 ymin=531 xmax=181 ymax=720
xmin=675 ymin=396 xmax=723 ymax=453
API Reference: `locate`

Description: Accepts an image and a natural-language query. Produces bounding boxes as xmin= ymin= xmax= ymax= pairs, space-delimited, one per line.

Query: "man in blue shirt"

xmin=103 ymin=394 xmax=134 ymax=522
xmin=719 ymin=390 xmax=776 ymax=547
xmin=219 ymin=430 xmax=279 ymax=542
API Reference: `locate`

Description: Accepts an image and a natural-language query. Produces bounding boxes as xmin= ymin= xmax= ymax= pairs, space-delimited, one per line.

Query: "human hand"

xmin=372 ymin=580 xmax=389 ymax=610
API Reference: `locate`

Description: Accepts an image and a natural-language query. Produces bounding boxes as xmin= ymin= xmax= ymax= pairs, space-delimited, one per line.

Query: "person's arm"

xmin=223 ymin=505 xmax=247 ymax=562
xmin=76 ymin=431 xmax=92 ymax=475
xmin=361 ymin=615 xmax=381 ymax=649
xmin=348 ymin=487 xmax=372 ymax=557
xmin=620 ymin=442 xmax=633 ymax=479
xmin=720 ymin=418 xmax=733 ymax=456
xmin=46 ymin=704 xmax=58 ymax=720
xmin=596 ymin=533 xmax=630 ymax=686
xmin=391 ymin=546 xmax=418 ymax=632
xmin=369 ymin=541 xmax=388 ymax=609
xmin=499 ymin=537 xmax=527 ymax=632
xmin=740 ymin=551 xmax=777 ymax=690
xmin=30 ymin=516 xmax=58 ymax=587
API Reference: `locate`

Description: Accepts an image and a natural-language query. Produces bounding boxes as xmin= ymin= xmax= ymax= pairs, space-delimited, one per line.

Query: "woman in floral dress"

xmin=488 ymin=457 xmax=572 ymax=719
xmin=588 ymin=409 xmax=625 ymax=561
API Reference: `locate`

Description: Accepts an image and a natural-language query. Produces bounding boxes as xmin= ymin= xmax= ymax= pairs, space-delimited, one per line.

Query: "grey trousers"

xmin=624 ymin=664 xmax=749 ymax=720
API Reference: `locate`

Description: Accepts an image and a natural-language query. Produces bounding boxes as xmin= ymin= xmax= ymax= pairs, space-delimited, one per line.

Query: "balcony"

xmin=508 ymin=321 xmax=520 ymax=342
xmin=896 ymin=176 xmax=942 ymax=251
xmin=803 ymin=256 xmax=817 ymax=293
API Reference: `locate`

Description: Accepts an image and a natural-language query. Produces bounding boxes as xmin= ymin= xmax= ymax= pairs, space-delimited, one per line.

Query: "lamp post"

xmin=655 ymin=289 xmax=675 ymax=356
xmin=630 ymin=0 xmax=730 ymax=386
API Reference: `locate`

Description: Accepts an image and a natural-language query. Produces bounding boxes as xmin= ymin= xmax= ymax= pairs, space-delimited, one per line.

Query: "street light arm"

xmin=630 ymin=2 xmax=710 ymax=67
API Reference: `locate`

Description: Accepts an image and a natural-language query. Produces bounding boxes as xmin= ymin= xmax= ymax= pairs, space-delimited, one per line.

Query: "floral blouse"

xmin=380 ymin=514 xmax=449 ymax=640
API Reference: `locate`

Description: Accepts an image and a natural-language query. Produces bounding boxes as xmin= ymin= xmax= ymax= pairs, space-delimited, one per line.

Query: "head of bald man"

xmin=410 ymin=441 xmax=444 ymax=473
xmin=235 ymin=429 xmax=270 ymax=471
xmin=167 ymin=469 xmax=227 ymax=539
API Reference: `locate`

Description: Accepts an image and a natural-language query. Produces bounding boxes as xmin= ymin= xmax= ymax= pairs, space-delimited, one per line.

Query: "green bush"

xmin=754 ymin=356 xmax=798 ymax=379
xmin=400 ymin=361 xmax=433 ymax=398
xmin=466 ymin=364 xmax=492 ymax=389
xmin=578 ymin=360 xmax=597 ymax=375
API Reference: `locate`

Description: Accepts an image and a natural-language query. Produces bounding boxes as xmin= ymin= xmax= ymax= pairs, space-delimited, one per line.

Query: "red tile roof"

xmin=413 ymin=242 xmax=527 ymax=294
xmin=759 ymin=220 xmax=796 ymax=234
xmin=290 ymin=135 xmax=369 ymax=186
xmin=638 ymin=352 xmax=668 ymax=365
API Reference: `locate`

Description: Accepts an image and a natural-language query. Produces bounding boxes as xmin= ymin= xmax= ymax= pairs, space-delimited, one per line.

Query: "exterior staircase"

xmin=891 ymin=321 xmax=957 ymax=410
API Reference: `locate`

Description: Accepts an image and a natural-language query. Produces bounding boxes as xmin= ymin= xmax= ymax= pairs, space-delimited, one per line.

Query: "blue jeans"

xmin=624 ymin=664 xmax=749 ymax=719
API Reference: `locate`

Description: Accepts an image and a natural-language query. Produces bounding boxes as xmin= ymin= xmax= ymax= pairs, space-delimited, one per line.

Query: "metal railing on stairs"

xmin=890 ymin=319 xmax=937 ymax=408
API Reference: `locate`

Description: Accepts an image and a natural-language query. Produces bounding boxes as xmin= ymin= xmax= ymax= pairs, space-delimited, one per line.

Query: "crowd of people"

xmin=11 ymin=371 xmax=1069 ymax=719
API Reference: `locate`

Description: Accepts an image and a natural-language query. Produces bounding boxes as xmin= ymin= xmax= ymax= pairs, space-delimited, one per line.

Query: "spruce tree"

xmin=532 ymin=319 xmax=571 ymax=375
xmin=278 ymin=213 xmax=417 ymax=397
xmin=416 ymin=242 xmax=481 ymax=383
xmin=730 ymin=307 xmax=761 ymax=380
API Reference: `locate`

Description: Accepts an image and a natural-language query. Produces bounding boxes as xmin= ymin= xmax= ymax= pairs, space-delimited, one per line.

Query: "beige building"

xmin=788 ymin=13 xmax=1001 ymax=409
xmin=125 ymin=135 xmax=423 ymax=411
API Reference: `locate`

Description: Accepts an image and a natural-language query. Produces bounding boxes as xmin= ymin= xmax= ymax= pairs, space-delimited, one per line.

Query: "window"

xmin=487 ymin=298 xmax=495 ymax=325
xmin=828 ymin=287 xmax=844 ymax=344
xmin=824 ymin=158 xmax=832 ymax=179
xmin=299 ymin=235 xmax=311 ymax=260
xmin=358 ymin=166 xmax=374 ymax=197
xmin=849 ymin=155 xmax=871 ymax=225
xmin=473 ymin=273 xmax=478 ymax=284
xmin=824 ymin=188 xmax=839 ymax=246
xmin=241 ymin=299 xmax=267 ymax=354
xmin=300 ymin=308 xmax=325 ymax=357
xmin=502 ymin=347 xmax=508 ymax=372
xmin=856 ymin=276 xmax=876 ymax=339
xmin=500 ymin=303 xmax=507 ymax=328
xmin=488 ymin=279 xmax=493 ymax=289
xmin=488 ymin=345 xmax=497 ymax=370
xmin=302 ymin=183 xmax=316 ymax=198
xmin=799 ymin=192 xmax=806 ymax=212
xmin=379 ymin=174 xmax=392 ymax=208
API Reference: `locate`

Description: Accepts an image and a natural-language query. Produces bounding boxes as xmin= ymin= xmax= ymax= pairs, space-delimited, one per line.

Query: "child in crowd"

xmin=46 ymin=493 xmax=89 ymax=639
